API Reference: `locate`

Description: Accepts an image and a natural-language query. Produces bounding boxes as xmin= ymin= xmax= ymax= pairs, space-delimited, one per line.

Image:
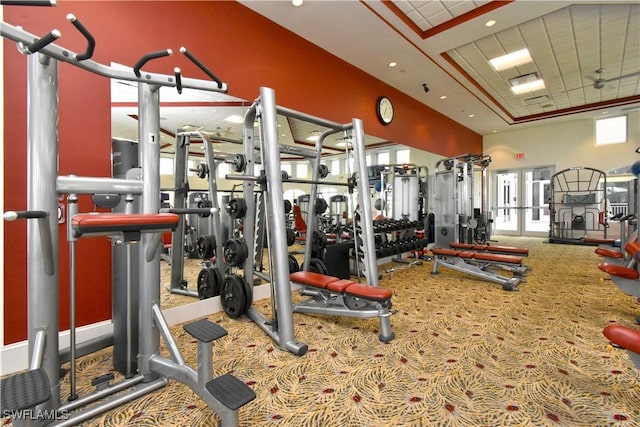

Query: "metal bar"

xmin=170 ymin=134 xmax=188 ymax=292
xmin=137 ymin=82 xmax=161 ymax=381
xmin=28 ymin=52 xmax=60 ymax=410
xmin=57 ymin=176 xmax=144 ymax=195
xmin=29 ymin=330 xmax=47 ymax=370
xmin=1 ymin=22 xmax=227 ymax=93
xmin=152 ymin=304 xmax=185 ymax=366
xmin=276 ymin=105 xmax=349 ymax=131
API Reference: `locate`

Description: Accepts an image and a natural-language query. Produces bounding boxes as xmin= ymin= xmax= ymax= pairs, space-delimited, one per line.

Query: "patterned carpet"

xmin=6 ymin=237 xmax=640 ymax=426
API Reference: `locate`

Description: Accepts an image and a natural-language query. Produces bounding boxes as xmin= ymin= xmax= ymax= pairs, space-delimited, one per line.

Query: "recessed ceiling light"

xmin=292 ymin=0 xmax=303 ymax=6
xmin=440 ymin=95 xmax=447 ymax=100
xmin=490 ymin=49 xmax=532 ymax=72
xmin=468 ymin=114 xmax=475 ymax=118
xmin=306 ymin=135 xmax=320 ymax=142
xmin=485 ymin=20 xmax=496 ymax=27
xmin=492 ymin=130 xmax=497 ymax=133
xmin=388 ymin=62 xmax=397 ymax=67
xmin=602 ymin=111 xmax=608 ymax=114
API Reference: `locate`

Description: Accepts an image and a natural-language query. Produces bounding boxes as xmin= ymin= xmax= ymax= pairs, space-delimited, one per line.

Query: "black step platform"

xmin=1 ymin=368 xmax=50 ymax=412
xmin=183 ymin=319 xmax=228 ymax=343
xmin=205 ymin=373 xmax=256 ymax=410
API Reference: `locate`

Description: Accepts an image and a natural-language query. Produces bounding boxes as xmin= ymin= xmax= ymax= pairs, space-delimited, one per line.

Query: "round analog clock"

xmin=376 ymin=96 xmax=394 ymax=125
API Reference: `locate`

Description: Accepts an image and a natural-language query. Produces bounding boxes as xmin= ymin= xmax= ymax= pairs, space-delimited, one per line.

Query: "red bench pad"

xmin=72 ymin=213 xmax=179 ymax=235
xmin=450 ymin=242 xmax=529 ymax=256
xmin=290 ymin=271 xmax=339 ymax=289
xmin=432 ymin=247 xmax=522 ymax=265
xmin=603 ymin=324 xmax=640 ymax=354
xmin=584 ymin=237 xmax=616 ymax=245
xmin=326 ymin=279 xmax=356 ymax=293
xmin=345 ymin=284 xmax=392 ymax=302
xmin=626 ymin=241 xmax=640 ymax=256
xmin=595 ymin=248 xmax=623 ymax=259
xmin=598 ymin=263 xmax=640 ymax=280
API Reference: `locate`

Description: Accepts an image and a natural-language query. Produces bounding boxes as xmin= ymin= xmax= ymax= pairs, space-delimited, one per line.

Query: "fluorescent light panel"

xmin=490 ymin=48 xmax=532 ymax=71
xmin=509 ymin=73 xmax=545 ymax=95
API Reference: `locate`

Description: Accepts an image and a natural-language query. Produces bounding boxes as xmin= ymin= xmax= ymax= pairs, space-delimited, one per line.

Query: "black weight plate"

xmin=223 ymin=239 xmax=248 ymax=267
xmin=308 ymin=258 xmax=329 ymax=275
xmin=240 ymin=275 xmax=253 ymax=314
xmin=205 ymin=235 xmax=216 ymax=259
xmin=288 ymin=254 xmax=300 ymax=273
xmin=284 ymin=199 xmax=292 ymax=214
xmin=197 ymin=268 xmax=216 ymax=299
xmin=286 ymin=228 xmax=296 ymax=247
xmin=227 ymin=198 xmax=247 ymax=219
xmin=315 ymin=198 xmax=328 ymax=215
xmin=211 ymin=267 xmax=223 ymax=297
xmin=221 ymin=275 xmax=248 ymax=319
xmin=196 ymin=236 xmax=209 ymax=259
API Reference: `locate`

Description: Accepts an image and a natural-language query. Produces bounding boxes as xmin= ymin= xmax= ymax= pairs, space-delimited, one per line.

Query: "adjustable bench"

xmin=289 ymin=271 xmax=395 ymax=342
xmin=598 ymin=241 xmax=640 ymax=297
xmin=72 ymin=212 xmax=179 ymax=239
xmin=603 ymin=324 xmax=640 ymax=369
xmin=430 ymin=247 xmax=523 ymax=291
xmin=449 ymin=242 xmax=529 ymax=257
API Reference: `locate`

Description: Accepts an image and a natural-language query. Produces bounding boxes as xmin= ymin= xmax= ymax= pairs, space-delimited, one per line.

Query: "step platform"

xmin=0 ymin=368 xmax=50 ymax=412
xmin=205 ymin=373 xmax=256 ymax=410
xmin=183 ymin=319 xmax=228 ymax=343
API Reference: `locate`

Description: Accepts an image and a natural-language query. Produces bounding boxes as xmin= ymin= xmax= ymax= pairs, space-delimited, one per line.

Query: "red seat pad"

xmin=473 ymin=252 xmax=522 ymax=265
xmin=432 ymin=248 xmax=460 ymax=257
xmin=584 ymin=237 xmax=616 ymax=245
xmin=598 ymin=263 xmax=640 ymax=280
xmin=344 ymin=284 xmax=392 ymax=302
xmin=326 ymin=279 xmax=356 ymax=293
xmin=486 ymin=245 xmax=529 ymax=255
xmin=594 ymin=248 xmax=623 ymax=259
xmin=625 ymin=241 xmax=640 ymax=256
xmin=458 ymin=251 xmax=475 ymax=259
xmin=72 ymin=213 xmax=179 ymax=234
xmin=603 ymin=324 xmax=640 ymax=354
xmin=290 ymin=271 xmax=339 ymax=289
xmin=450 ymin=243 xmax=474 ymax=250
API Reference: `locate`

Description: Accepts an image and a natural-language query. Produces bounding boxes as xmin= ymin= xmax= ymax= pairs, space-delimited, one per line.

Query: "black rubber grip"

xmin=174 ymin=67 xmax=183 ymax=94
xmin=133 ymin=49 xmax=172 ymax=77
xmin=27 ymin=30 xmax=60 ymax=53
xmin=180 ymin=47 xmax=223 ymax=89
xmin=66 ymin=14 xmax=95 ymax=61
xmin=1 ymin=0 xmax=55 ymax=5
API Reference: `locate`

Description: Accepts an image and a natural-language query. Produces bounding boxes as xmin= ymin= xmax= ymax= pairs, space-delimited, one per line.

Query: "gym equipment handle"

xmin=133 ymin=49 xmax=173 ymax=77
xmin=66 ymin=14 xmax=95 ymax=61
xmin=174 ymin=67 xmax=182 ymax=94
xmin=180 ymin=47 xmax=223 ymax=89
xmin=1 ymin=0 xmax=55 ymax=5
xmin=4 ymin=210 xmax=55 ymax=275
xmin=26 ymin=29 xmax=60 ymax=53
xmin=159 ymin=207 xmax=217 ymax=215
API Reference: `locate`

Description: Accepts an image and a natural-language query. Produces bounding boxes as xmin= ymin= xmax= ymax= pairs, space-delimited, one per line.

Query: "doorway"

xmin=493 ymin=166 xmax=554 ymax=236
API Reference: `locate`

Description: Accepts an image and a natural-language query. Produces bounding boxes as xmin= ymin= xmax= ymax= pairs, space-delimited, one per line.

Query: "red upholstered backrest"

xmin=603 ymin=324 xmax=640 ymax=355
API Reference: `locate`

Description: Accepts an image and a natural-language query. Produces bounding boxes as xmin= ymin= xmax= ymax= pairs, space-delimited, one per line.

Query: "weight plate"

xmin=315 ymin=198 xmax=328 ymax=215
xmin=284 ymin=199 xmax=292 ymax=214
xmin=197 ymin=268 xmax=218 ymax=299
xmin=308 ymin=258 xmax=329 ymax=275
xmin=221 ymin=275 xmax=251 ymax=319
xmin=286 ymin=228 xmax=296 ymax=247
xmin=231 ymin=154 xmax=246 ymax=172
xmin=223 ymin=238 xmax=248 ymax=267
xmin=227 ymin=198 xmax=247 ymax=219
xmin=288 ymin=254 xmax=300 ymax=273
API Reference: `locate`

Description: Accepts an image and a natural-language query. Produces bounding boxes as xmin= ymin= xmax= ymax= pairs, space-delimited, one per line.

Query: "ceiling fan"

xmin=585 ymin=68 xmax=640 ymax=90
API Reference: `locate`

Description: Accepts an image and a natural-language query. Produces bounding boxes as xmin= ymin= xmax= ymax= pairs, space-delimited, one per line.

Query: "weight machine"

xmin=217 ymin=87 xmax=394 ymax=353
xmin=548 ymin=166 xmax=610 ymax=245
xmin=0 ymin=12 xmax=254 ymax=426
xmin=433 ymin=153 xmax=492 ymax=247
xmin=376 ymin=163 xmax=429 ymax=226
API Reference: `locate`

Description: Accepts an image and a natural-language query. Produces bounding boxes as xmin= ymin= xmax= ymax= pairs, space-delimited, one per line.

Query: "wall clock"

xmin=376 ymin=96 xmax=394 ymax=125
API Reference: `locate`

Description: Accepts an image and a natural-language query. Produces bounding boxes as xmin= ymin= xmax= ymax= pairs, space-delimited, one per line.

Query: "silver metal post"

xmin=66 ymin=194 xmax=79 ymax=400
xmin=200 ymin=133 xmax=225 ymax=273
xmin=28 ymin=52 xmax=60 ymax=409
xmin=137 ymin=82 xmax=162 ymax=381
xmin=170 ymin=134 xmax=188 ymax=290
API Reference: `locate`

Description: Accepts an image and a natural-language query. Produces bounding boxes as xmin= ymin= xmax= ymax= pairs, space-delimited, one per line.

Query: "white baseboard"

xmin=1 ymin=282 xmax=279 ymax=375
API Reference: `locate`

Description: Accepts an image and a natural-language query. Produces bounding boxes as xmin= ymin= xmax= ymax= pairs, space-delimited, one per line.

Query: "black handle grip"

xmin=66 ymin=14 xmax=95 ymax=61
xmin=1 ymin=0 xmax=55 ymax=5
xmin=4 ymin=210 xmax=48 ymax=221
xmin=27 ymin=29 xmax=60 ymax=53
xmin=174 ymin=67 xmax=183 ymax=94
xmin=133 ymin=49 xmax=172 ymax=77
xmin=180 ymin=47 xmax=223 ymax=89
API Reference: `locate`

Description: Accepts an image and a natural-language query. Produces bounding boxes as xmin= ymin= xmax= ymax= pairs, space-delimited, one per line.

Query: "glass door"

xmin=493 ymin=166 xmax=553 ymax=236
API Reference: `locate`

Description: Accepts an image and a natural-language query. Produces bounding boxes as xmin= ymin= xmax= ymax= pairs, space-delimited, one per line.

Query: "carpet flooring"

xmin=4 ymin=236 xmax=640 ymax=426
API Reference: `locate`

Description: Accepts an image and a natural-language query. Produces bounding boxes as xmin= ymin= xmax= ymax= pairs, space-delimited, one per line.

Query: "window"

xmin=187 ymin=159 xmax=196 ymax=176
xmin=596 ymin=115 xmax=627 ymax=145
xmin=377 ymin=152 xmax=389 ymax=165
xmin=330 ymin=159 xmax=340 ymax=176
xmin=160 ymin=157 xmax=174 ymax=175
xmin=366 ymin=154 xmax=372 ymax=166
xmin=217 ymin=161 xmax=230 ymax=179
xmin=396 ymin=149 xmax=410 ymax=164
xmin=296 ymin=163 xmax=308 ymax=178
xmin=281 ymin=163 xmax=292 ymax=177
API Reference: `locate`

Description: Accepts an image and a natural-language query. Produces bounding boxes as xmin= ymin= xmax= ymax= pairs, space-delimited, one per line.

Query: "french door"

xmin=493 ymin=166 xmax=553 ymax=236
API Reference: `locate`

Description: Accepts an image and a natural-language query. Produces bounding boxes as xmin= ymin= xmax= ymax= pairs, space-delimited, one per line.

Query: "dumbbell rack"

xmin=373 ymin=218 xmax=429 ymax=264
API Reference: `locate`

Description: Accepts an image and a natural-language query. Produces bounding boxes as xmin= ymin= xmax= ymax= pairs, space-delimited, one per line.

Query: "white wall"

xmin=483 ymin=111 xmax=640 ymax=174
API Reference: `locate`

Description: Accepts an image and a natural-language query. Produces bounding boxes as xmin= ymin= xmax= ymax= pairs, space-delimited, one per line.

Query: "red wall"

xmin=3 ymin=1 xmax=481 ymax=344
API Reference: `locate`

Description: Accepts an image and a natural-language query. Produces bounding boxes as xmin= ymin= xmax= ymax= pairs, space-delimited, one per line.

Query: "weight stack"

xmin=111 ymin=138 xmax=139 ymax=377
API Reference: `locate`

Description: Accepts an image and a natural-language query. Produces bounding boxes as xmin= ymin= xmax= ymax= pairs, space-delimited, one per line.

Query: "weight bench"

xmin=449 ymin=242 xmax=529 ymax=257
xmin=430 ymin=247 xmax=523 ymax=291
xmin=598 ymin=241 xmax=640 ymax=297
xmin=289 ymin=271 xmax=395 ymax=342
xmin=603 ymin=324 xmax=640 ymax=369
xmin=72 ymin=212 xmax=180 ymax=239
